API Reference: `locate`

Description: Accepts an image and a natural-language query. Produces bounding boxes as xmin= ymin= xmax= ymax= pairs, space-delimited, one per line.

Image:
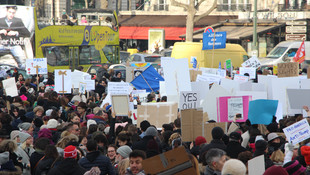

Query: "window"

xmin=102 ymin=45 xmax=119 ymax=63
xmin=44 ymin=46 xmax=69 ymax=66
xmin=217 ymin=0 xmax=250 ymax=11
xmin=79 ymin=46 xmax=101 ymax=64
xmin=144 ymin=56 xmax=161 ymax=62
xmin=266 ymin=47 xmax=288 ymax=59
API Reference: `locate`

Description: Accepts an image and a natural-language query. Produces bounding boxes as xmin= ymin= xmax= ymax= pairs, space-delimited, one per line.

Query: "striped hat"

xmin=283 ymin=160 xmax=306 ymax=175
xmin=64 ymin=145 xmax=77 ymax=159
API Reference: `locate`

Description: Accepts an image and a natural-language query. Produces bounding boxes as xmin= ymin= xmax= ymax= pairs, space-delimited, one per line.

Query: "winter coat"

xmin=78 ymin=151 xmax=115 ymax=175
xmin=132 ymin=136 xmax=154 ymax=152
xmin=199 ymin=139 xmax=227 ymax=163
xmin=15 ymin=145 xmax=35 ymax=175
xmin=30 ymin=151 xmax=44 ymax=175
xmin=47 ymin=158 xmax=86 ymax=175
xmin=35 ymin=157 xmax=58 ymax=175
xmin=225 ymin=141 xmax=246 ymax=159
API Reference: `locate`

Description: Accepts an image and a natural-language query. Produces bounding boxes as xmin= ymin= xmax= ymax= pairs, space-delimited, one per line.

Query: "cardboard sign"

xmin=248 ymin=99 xmax=278 ymax=125
xmin=248 ymin=155 xmax=265 ymax=175
xmin=143 ymin=146 xmax=197 ymax=175
xmin=179 ymin=91 xmax=200 ymax=110
xmin=277 ymin=62 xmax=299 ymax=78
xmin=54 ymin=70 xmax=72 ymax=94
xmin=239 ymin=67 xmax=256 ymax=79
xmin=108 ymin=82 xmax=130 ymax=95
xmin=181 ymin=109 xmax=203 ymax=142
xmin=287 ymin=89 xmax=310 ymax=109
xmin=2 ymin=78 xmax=18 ymax=97
xmin=217 ymin=96 xmax=251 ymax=122
xmin=137 ymin=102 xmax=178 ymax=128
xmin=308 ymin=67 xmax=310 ymax=79
xmin=189 ymin=69 xmax=202 ymax=82
xmin=111 ymin=95 xmax=129 ymax=116
xmin=283 ymin=119 xmax=310 ymax=145
xmin=204 ymin=122 xmax=227 ymax=142
xmin=234 ymin=74 xmax=249 ymax=82
xmin=241 ymin=56 xmax=261 ymax=69
xmin=25 ymin=58 xmax=48 ymax=75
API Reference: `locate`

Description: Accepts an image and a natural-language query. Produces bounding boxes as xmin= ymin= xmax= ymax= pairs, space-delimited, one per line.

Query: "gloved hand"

xmin=287 ymin=142 xmax=294 ymax=152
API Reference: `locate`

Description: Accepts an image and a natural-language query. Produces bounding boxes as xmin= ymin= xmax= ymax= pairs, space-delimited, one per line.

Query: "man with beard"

xmin=126 ymin=150 xmax=146 ymax=175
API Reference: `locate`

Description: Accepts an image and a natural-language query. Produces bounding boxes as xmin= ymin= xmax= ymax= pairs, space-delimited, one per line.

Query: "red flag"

xmin=293 ymin=40 xmax=305 ymax=63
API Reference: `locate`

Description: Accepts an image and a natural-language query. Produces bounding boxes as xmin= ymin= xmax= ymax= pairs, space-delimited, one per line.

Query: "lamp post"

xmin=252 ymin=0 xmax=258 ymax=57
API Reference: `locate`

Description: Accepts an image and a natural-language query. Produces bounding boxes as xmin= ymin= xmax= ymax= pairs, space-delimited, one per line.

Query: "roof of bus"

xmin=72 ymin=9 xmax=115 ymax=14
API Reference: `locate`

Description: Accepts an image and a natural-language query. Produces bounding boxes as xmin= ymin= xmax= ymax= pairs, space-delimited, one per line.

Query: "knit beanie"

xmin=145 ymin=127 xmax=158 ymax=137
xmin=64 ymin=145 xmax=77 ymax=159
xmin=87 ymin=120 xmax=97 ymax=129
xmin=19 ymin=132 xmax=31 ymax=143
xmin=18 ymin=122 xmax=31 ymax=131
xmin=10 ymin=130 xmax=20 ymax=140
xmin=222 ymin=159 xmax=246 ymax=175
xmin=195 ymin=136 xmax=206 ymax=146
xmin=283 ymin=160 xmax=306 ymax=175
xmin=263 ymin=165 xmax=288 ymax=175
xmin=255 ymin=140 xmax=268 ymax=152
xmin=212 ymin=127 xmax=224 ymax=140
xmin=301 ymin=146 xmax=310 ymax=165
xmin=117 ymin=145 xmax=132 ymax=158
xmin=47 ymin=119 xmax=58 ymax=129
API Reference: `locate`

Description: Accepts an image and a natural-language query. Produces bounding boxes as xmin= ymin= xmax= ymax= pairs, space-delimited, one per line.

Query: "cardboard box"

xmin=142 ymin=146 xmax=197 ymax=175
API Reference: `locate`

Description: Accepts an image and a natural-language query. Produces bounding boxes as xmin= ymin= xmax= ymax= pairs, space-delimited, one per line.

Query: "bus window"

xmin=79 ymin=46 xmax=101 ymax=64
xmin=44 ymin=46 xmax=69 ymax=66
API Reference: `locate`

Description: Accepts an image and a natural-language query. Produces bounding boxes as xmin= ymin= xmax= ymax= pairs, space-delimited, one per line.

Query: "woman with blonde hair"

xmin=15 ymin=132 xmax=34 ymax=175
xmin=56 ymin=134 xmax=79 ymax=149
xmin=118 ymin=158 xmax=129 ymax=175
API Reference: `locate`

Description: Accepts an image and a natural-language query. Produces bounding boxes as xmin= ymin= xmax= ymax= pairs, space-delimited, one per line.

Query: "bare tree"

xmin=170 ymin=0 xmax=217 ymax=42
xmin=85 ymin=0 xmax=89 ymax=8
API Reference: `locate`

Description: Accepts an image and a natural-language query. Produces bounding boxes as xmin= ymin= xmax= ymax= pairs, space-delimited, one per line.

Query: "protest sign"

xmin=54 ymin=70 xmax=72 ymax=94
xmin=220 ymin=78 xmax=240 ymax=93
xmin=204 ymin=122 xmax=227 ymax=142
xmin=300 ymin=79 xmax=310 ymax=89
xmin=25 ymin=58 xmax=47 ymax=75
xmin=71 ymin=70 xmax=84 ymax=89
xmin=234 ymin=74 xmax=249 ymax=82
xmin=111 ymin=95 xmax=129 ymax=116
xmin=202 ymin=31 xmax=227 ymax=50
xmin=277 ymin=62 xmax=299 ymax=78
xmin=137 ymin=102 xmax=178 ymax=128
xmin=248 ymin=99 xmax=278 ymax=125
xmin=226 ymin=59 xmax=232 ymax=70
xmin=283 ymin=119 xmax=310 ymax=145
xmin=181 ymin=109 xmax=203 ymax=142
xmin=108 ymin=82 xmax=130 ymax=95
xmin=84 ymin=80 xmax=95 ymax=91
xmin=2 ymin=78 xmax=18 ymax=97
xmin=179 ymin=91 xmax=200 ymax=110
xmin=201 ymin=73 xmax=221 ymax=84
xmin=239 ymin=67 xmax=256 ymax=79
xmin=189 ymin=69 xmax=202 ymax=82
xmin=196 ymin=74 xmax=209 ymax=82
xmin=217 ymin=69 xmax=226 ymax=78
xmin=217 ymin=96 xmax=251 ymax=122
xmin=234 ymin=91 xmax=267 ymax=100
xmin=191 ymin=81 xmax=209 ymax=100
xmin=287 ymin=89 xmax=310 ymax=109
xmin=241 ymin=56 xmax=261 ymax=69
xmin=78 ymin=82 xmax=87 ymax=94
xmin=200 ymin=68 xmax=218 ymax=75
xmin=248 ymin=155 xmax=265 ymax=175
xmin=159 ymin=81 xmax=167 ymax=96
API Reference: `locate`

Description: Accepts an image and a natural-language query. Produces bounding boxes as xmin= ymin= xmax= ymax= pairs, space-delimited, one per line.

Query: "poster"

xmin=239 ymin=67 xmax=256 ymax=79
xmin=217 ymin=96 xmax=251 ymax=122
xmin=227 ymin=97 xmax=243 ymax=120
xmin=79 ymin=82 xmax=87 ymax=94
xmin=108 ymin=82 xmax=130 ymax=95
xmin=248 ymin=155 xmax=265 ymax=175
xmin=111 ymin=95 xmax=129 ymax=116
xmin=0 ymin=5 xmax=34 ymax=67
xmin=71 ymin=70 xmax=84 ymax=89
xmin=54 ymin=69 xmax=72 ymax=94
xmin=148 ymin=29 xmax=165 ymax=53
xmin=2 ymin=77 xmax=18 ymax=97
xmin=248 ymin=99 xmax=278 ymax=125
xmin=181 ymin=109 xmax=203 ymax=142
xmin=287 ymin=89 xmax=310 ymax=109
xmin=277 ymin=62 xmax=299 ymax=78
xmin=241 ymin=56 xmax=261 ymax=69
xmin=84 ymin=79 xmax=95 ymax=91
xmin=283 ymin=119 xmax=310 ymax=145
xmin=25 ymin=58 xmax=48 ymax=75
xmin=179 ymin=91 xmax=200 ymax=110
xmin=234 ymin=74 xmax=249 ymax=82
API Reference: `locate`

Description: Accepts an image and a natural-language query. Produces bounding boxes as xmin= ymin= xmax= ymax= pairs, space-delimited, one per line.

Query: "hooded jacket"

xmin=47 ymin=158 xmax=86 ymax=175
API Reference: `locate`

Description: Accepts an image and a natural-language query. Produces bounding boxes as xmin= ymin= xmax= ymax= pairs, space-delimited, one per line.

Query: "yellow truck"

xmin=171 ymin=42 xmax=248 ymax=68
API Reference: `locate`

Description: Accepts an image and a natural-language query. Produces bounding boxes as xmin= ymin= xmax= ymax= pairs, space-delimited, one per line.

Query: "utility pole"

xmin=252 ymin=0 xmax=258 ymax=57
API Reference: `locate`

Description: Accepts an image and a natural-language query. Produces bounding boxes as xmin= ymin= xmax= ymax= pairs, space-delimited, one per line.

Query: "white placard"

xmin=25 ymin=58 xmax=48 ymax=75
xmin=220 ymin=78 xmax=240 ymax=93
xmin=2 ymin=78 xmax=18 ymax=97
xmin=159 ymin=81 xmax=167 ymax=96
xmin=196 ymin=74 xmax=209 ymax=82
xmin=227 ymin=97 xmax=244 ymax=120
xmin=283 ymin=119 xmax=310 ymax=145
xmin=234 ymin=91 xmax=267 ymax=100
xmin=84 ymin=80 xmax=95 ymax=91
xmin=132 ymin=90 xmax=147 ymax=95
xmin=239 ymin=67 xmax=256 ymax=79
xmin=287 ymin=89 xmax=310 ymax=109
xmin=234 ymin=74 xmax=249 ymax=82
xmin=71 ymin=70 xmax=84 ymax=89
xmin=217 ymin=69 xmax=226 ymax=78
xmin=191 ymin=81 xmax=209 ymax=100
xmin=179 ymin=91 xmax=200 ymax=110
xmin=108 ymin=82 xmax=130 ymax=95
xmin=241 ymin=56 xmax=261 ymax=69
xmin=201 ymin=73 xmax=221 ymax=84
xmin=248 ymin=155 xmax=265 ymax=175
xmin=54 ymin=70 xmax=72 ymax=94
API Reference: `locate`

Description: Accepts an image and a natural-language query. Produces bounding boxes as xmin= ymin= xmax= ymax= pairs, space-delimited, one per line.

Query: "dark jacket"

xmin=30 ymin=151 xmax=44 ymax=175
xmin=47 ymin=158 xmax=86 ymax=175
xmin=35 ymin=157 xmax=57 ymax=175
xmin=78 ymin=151 xmax=115 ymax=175
xmin=0 ymin=17 xmax=30 ymax=43
xmin=132 ymin=136 xmax=155 ymax=152
xmin=225 ymin=141 xmax=246 ymax=159
xmin=199 ymin=139 xmax=227 ymax=163
xmin=204 ymin=165 xmax=221 ymax=175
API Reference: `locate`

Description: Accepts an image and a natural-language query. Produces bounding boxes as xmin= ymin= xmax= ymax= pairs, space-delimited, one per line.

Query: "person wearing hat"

xmin=199 ymin=127 xmax=227 ymax=164
xmin=18 ymin=122 xmax=34 ymax=136
xmin=253 ymin=140 xmax=274 ymax=170
xmin=116 ymin=145 xmax=132 ymax=163
xmin=191 ymin=136 xmax=207 ymax=158
xmin=225 ymin=132 xmax=246 ymax=159
xmin=267 ymin=132 xmax=284 ymax=156
xmin=283 ymin=160 xmax=306 ymax=175
xmin=48 ymin=145 xmax=86 ymax=175
xmin=15 ymin=132 xmax=34 ymax=175
xmin=10 ymin=130 xmax=20 ymax=145
xmin=221 ymin=159 xmax=246 ymax=175
xmin=263 ymin=165 xmax=289 ymax=175
xmin=78 ymin=140 xmax=115 ymax=175
xmin=132 ymin=127 xmax=158 ymax=152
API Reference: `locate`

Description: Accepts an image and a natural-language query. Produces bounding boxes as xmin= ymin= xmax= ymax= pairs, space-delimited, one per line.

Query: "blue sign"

xmin=202 ymin=31 xmax=227 ymax=50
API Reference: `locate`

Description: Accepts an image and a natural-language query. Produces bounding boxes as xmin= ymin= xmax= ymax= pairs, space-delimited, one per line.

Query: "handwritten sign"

xmin=234 ymin=74 xmax=249 ymax=82
xmin=239 ymin=67 xmax=256 ymax=79
xmin=179 ymin=91 xmax=200 ymax=110
xmin=25 ymin=58 xmax=48 ymax=75
xmin=84 ymin=80 xmax=95 ymax=91
xmin=217 ymin=96 xmax=250 ymax=122
xmin=242 ymin=56 xmax=261 ymax=69
xmin=277 ymin=62 xmax=299 ymax=78
xmin=108 ymin=82 xmax=130 ymax=95
xmin=201 ymin=73 xmax=221 ymax=84
xmin=283 ymin=119 xmax=310 ymax=145
xmin=227 ymin=97 xmax=243 ymax=120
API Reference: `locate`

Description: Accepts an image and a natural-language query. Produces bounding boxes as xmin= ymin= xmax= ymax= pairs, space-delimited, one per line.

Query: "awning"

xmin=189 ymin=23 xmax=285 ymax=40
xmin=119 ymin=26 xmax=201 ymax=40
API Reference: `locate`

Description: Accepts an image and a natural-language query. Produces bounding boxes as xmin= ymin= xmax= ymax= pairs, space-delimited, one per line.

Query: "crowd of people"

xmin=0 ymin=64 xmax=309 ymax=175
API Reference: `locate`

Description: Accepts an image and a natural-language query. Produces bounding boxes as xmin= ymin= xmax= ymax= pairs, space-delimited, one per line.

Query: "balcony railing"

xmin=278 ymin=3 xmax=307 ymax=11
xmin=217 ymin=4 xmax=251 ymax=12
xmin=153 ymin=4 xmax=169 ymax=11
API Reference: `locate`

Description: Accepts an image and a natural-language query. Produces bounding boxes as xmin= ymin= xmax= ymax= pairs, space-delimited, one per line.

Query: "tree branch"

xmin=170 ymin=0 xmax=189 ymax=10
xmin=193 ymin=0 xmax=217 ymax=23
xmin=195 ymin=0 xmax=205 ymax=9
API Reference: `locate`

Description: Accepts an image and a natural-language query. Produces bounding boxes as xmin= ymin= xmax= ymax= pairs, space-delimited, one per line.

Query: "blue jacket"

xmin=78 ymin=151 xmax=115 ymax=175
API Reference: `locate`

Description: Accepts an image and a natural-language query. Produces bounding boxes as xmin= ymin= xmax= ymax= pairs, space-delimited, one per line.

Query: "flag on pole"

xmin=293 ymin=40 xmax=305 ymax=63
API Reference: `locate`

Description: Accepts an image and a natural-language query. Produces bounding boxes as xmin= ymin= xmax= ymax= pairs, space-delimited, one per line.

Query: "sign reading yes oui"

xmin=179 ymin=91 xmax=200 ymax=110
